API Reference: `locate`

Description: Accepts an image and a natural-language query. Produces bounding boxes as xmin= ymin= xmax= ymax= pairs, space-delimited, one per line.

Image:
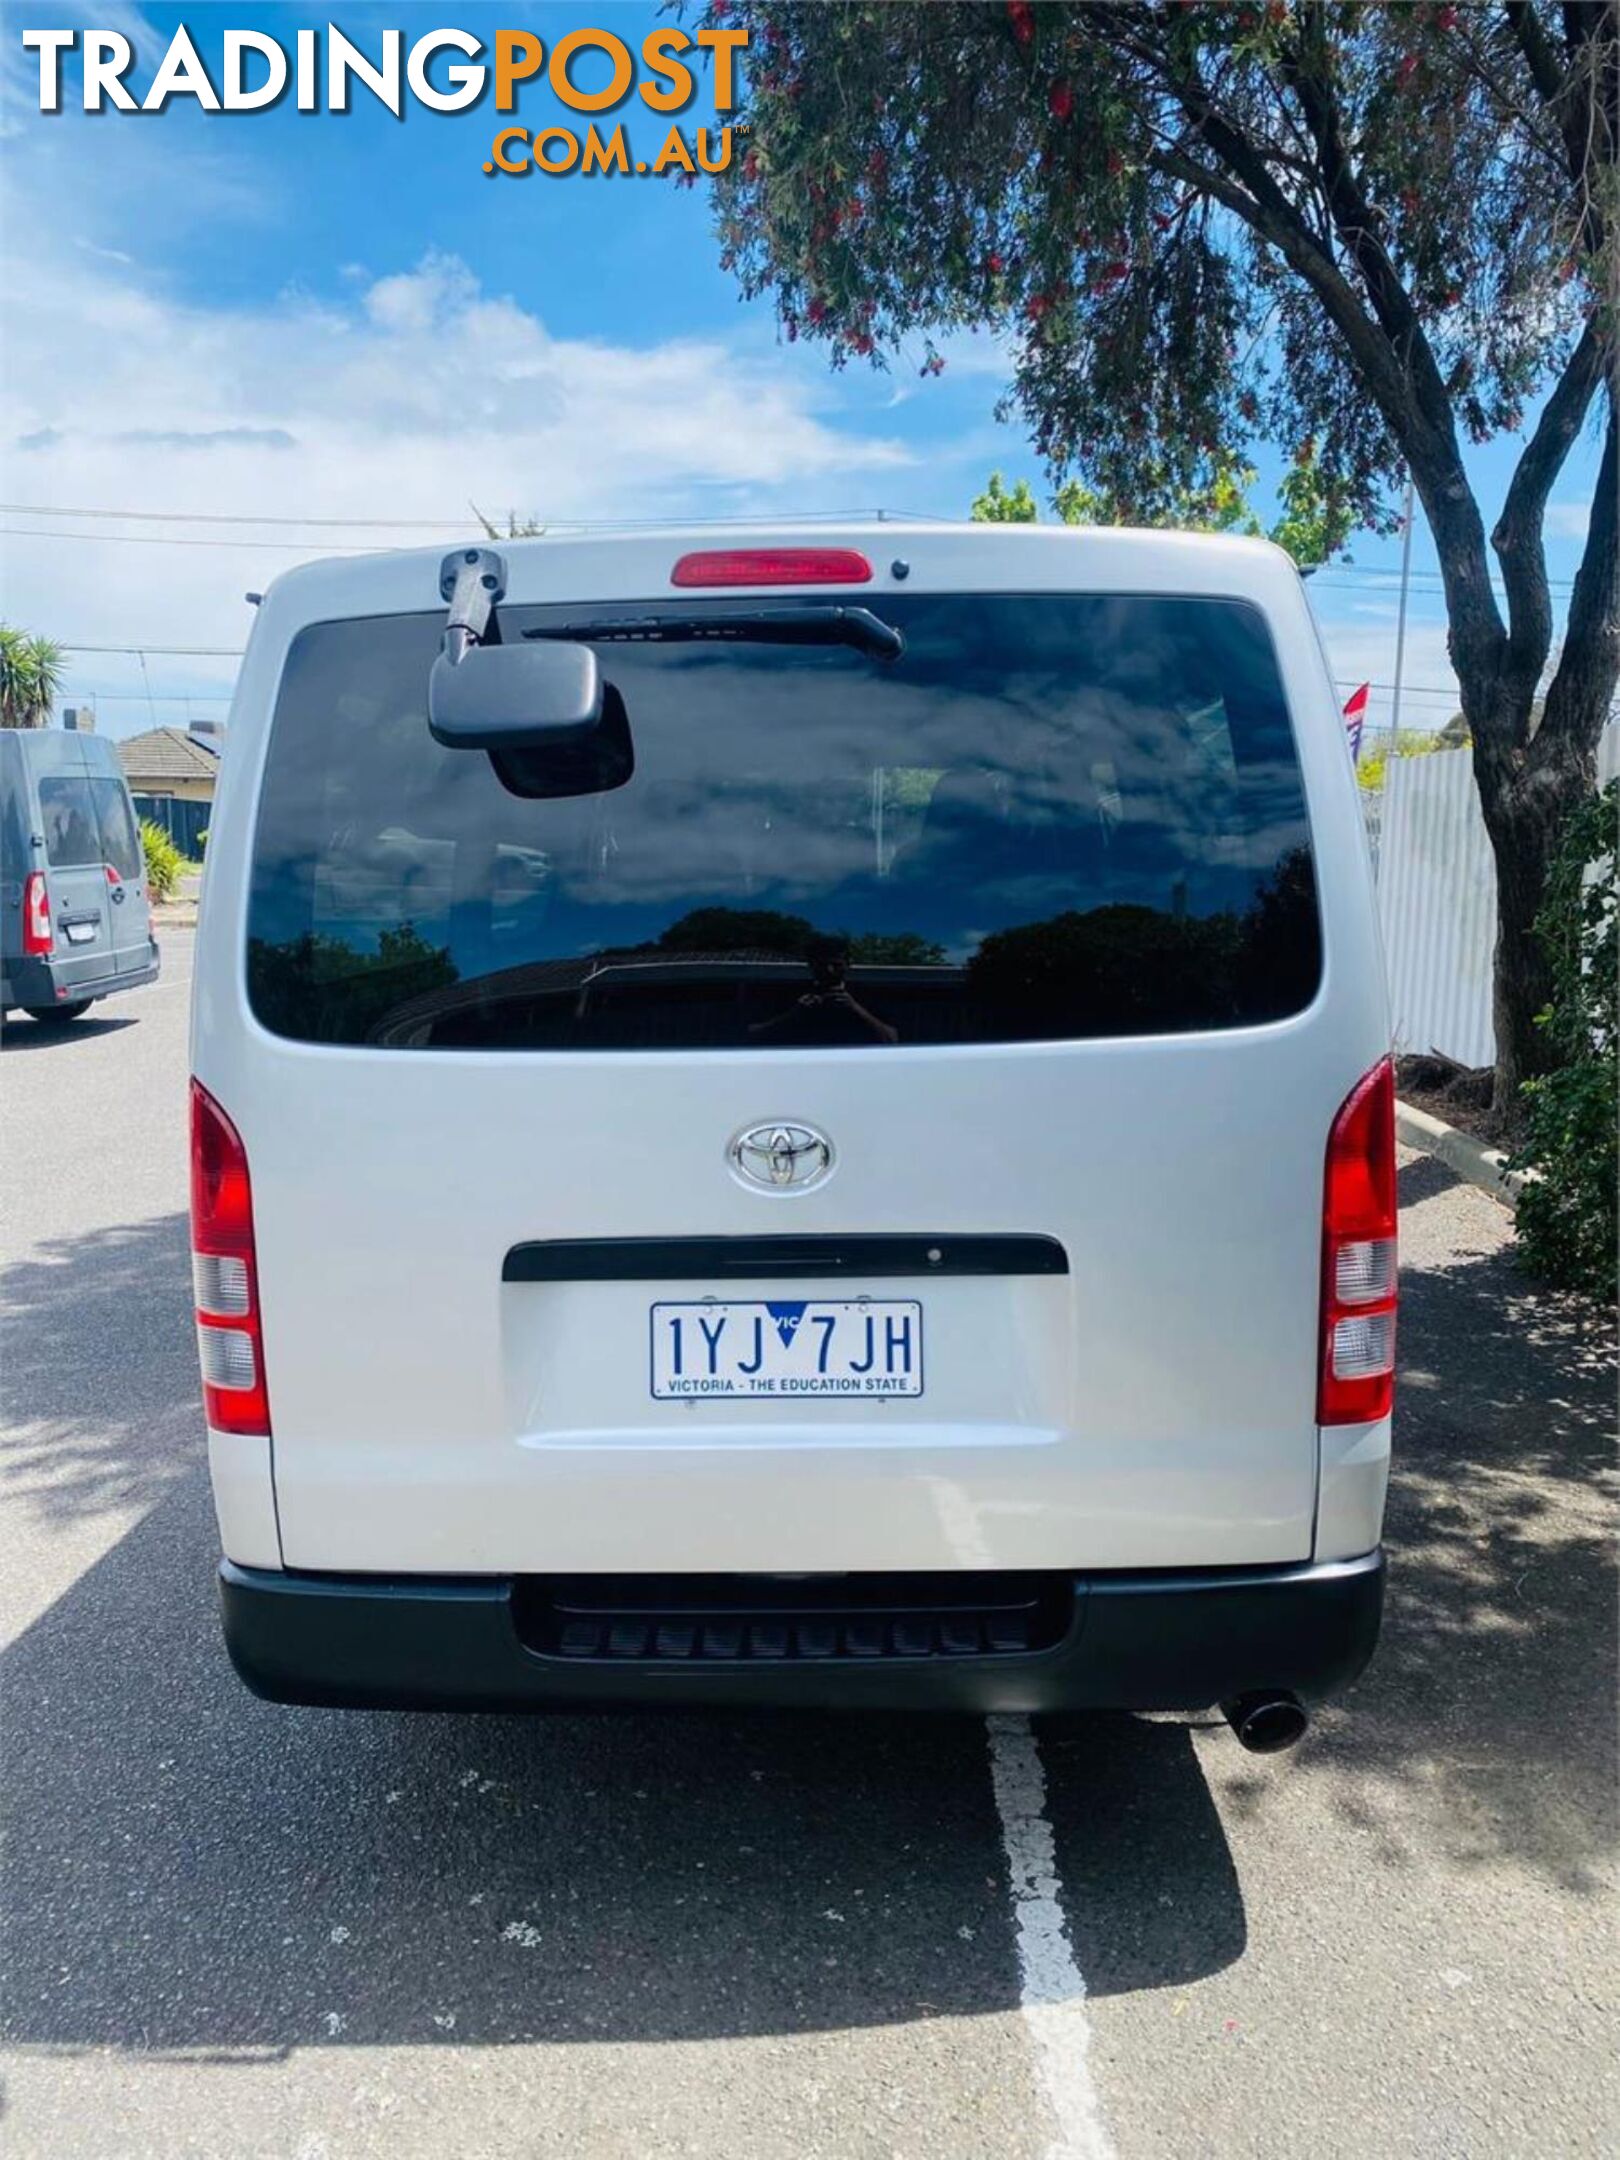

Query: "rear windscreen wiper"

xmin=522 ymin=604 xmax=905 ymax=663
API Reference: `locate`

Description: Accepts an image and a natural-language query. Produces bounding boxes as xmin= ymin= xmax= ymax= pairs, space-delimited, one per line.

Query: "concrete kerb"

xmin=1396 ymin=1098 xmax=1526 ymax=1208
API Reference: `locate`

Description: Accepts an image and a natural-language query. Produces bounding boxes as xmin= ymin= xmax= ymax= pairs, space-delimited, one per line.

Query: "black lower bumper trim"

xmin=219 ymin=1551 xmax=1384 ymax=1714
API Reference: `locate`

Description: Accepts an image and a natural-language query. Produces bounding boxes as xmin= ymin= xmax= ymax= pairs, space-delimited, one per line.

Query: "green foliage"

xmin=196 ymin=826 xmax=209 ymax=857
xmin=973 ymin=441 xmax=1352 ymax=566
xmin=1355 ymin=730 xmax=1450 ymax=793
xmin=139 ymin=819 xmax=187 ymax=902
xmin=247 ymin=926 xmax=459 ymax=1044
xmin=0 ymin=626 xmax=65 ymax=729
xmin=655 ymin=906 xmax=946 ymax=967
xmin=705 ymin=3 xmax=1596 ymax=532
xmin=971 ymin=473 xmax=1041 ymax=523
xmin=1512 ymin=782 xmax=1619 ymax=1301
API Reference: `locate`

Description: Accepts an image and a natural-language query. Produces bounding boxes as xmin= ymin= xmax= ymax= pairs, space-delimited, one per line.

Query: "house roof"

xmin=116 ymin=727 xmax=222 ymax=785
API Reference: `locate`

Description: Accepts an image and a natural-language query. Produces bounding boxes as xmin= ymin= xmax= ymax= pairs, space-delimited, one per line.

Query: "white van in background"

xmin=190 ymin=525 xmax=1393 ymax=1750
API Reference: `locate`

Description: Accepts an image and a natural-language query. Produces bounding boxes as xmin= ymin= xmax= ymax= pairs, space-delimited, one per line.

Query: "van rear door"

xmin=33 ymin=740 xmax=117 ymax=994
xmin=208 ymin=556 xmax=1384 ymax=1580
xmin=85 ymin=761 xmax=152 ymax=978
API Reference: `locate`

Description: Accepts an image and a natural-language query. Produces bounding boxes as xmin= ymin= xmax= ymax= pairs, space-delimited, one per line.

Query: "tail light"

xmin=105 ymin=864 xmax=122 ymax=889
xmin=190 ymin=1079 xmax=270 ymax=1436
xmin=22 ymin=872 xmax=52 ymax=954
xmin=1319 ymin=1057 xmax=1398 ymax=1424
xmin=671 ymin=547 xmax=873 ymax=587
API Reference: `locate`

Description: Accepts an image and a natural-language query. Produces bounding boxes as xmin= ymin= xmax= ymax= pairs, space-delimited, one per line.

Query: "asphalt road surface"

xmin=2 ymin=934 xmax=1614 ymax=2158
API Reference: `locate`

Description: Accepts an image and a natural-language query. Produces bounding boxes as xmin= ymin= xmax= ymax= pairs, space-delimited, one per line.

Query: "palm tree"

xmin=0 ymin=627 xmax=65 ymax=729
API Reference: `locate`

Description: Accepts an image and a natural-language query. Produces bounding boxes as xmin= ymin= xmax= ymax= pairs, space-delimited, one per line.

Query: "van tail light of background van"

xmin=190 ymin=1080 xmax=271 ymax=1436
xmin=22 ymin=873 xmax=52 ymax=954
xmin=670 ymin=547 xmax=874 ymax=587
xmin=1319 ymin=1056 xmax=1398 ymax=1424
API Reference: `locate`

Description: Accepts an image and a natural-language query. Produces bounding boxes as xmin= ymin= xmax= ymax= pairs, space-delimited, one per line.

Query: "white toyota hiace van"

xmin=192 ymin=526 xmax=1394 ymax=1749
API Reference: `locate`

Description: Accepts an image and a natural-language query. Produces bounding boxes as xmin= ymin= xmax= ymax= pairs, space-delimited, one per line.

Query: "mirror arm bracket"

xmin=438 ymin=547 xmax=508 ymax=666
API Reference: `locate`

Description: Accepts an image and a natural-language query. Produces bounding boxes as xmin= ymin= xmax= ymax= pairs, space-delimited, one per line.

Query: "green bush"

xmin=139 ymin=819 xmax=187 ymax=903
xmin=1511 ymin=780 xmax=1618 ymax=1301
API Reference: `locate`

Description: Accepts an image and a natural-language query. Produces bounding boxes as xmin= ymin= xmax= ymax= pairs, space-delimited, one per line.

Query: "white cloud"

xmin=1546 ymin=499 xmax=1591 ymax=539
xmin=1 ymin=234 xmax=917 ymax=731
xmin=1306 ymin=593 xmax=1461 ymax=733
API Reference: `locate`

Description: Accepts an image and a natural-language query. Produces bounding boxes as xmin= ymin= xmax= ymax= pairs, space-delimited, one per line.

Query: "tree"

xmin=0 ymin=627 xmax=64 ymax=729
xmin=972 ymin=436 xmax=1352 ymax=563
xmin=704 ymin=1 xmax=1617 ymax=1111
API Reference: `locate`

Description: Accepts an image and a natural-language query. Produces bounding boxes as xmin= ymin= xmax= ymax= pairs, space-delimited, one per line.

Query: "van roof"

xmin=254 ymin=521 xmax=1305 ymax=631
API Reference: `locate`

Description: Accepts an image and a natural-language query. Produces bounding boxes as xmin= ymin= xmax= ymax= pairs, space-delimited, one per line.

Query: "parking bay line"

xmin=986 ymin=1713 xmax=1115 ymax=2160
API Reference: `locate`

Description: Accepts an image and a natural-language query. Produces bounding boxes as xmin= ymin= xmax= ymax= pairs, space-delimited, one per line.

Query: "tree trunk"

xmin=1475 ymin=723 xmax=1601 ymax=1118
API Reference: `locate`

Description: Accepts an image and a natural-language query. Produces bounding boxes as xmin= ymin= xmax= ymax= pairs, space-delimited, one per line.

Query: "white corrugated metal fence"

xmin=1376 ymin=724 xmax=1619 ymax=1068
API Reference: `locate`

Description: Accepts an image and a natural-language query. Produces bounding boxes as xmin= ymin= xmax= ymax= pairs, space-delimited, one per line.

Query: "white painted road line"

xmin=986 ymin=1713 xmax=1115 ymax=2160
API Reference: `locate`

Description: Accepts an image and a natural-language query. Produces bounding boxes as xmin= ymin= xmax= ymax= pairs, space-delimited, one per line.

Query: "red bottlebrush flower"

xmin=1026 ymin=292 xmax=1051 ymax=320
xmin=1049 ymin=80 xmax=1074 ymax=123
xmin=742 ymin=150 xmax=759 ymax=183
xmin=1397 ymin=53 xmax=1419 ymax=88
xmin=1153 ymin=211 xmax=1173 ymax=232
xmin=1437 ymin=4 xmax=1459 ymax=26
xmin=1091 ymin=262 xmax=1128 ymax=291
xmin=852 ymin=331 xmax=875 ymax=357
xmin=987 ymin=252 xmax=1004 ymax=275
xmin=711 ymin=0 xmax=729 ymax=17
xmin=1007 ymin=2 xmax=1035 ymax=48
xmin=1238 ymin=392 xmax=1259 ymax=422
xmin=807 ymin=297 xmax=828 ymax=325
xmin=1106 ymin=150 xmax=1125 ymax=178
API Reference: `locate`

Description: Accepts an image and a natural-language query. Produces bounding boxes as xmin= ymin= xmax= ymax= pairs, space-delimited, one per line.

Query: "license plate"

xmin=650 ymin=1298 xmax=923 ymax=1400
xmin=63 ymin=921 xmax=97 ymax=945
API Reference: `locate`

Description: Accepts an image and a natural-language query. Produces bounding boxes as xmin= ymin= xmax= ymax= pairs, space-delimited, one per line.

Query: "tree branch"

xmin=1536 ymin=385 xmax=1620 ymax=762
xmin=1492 ymin=315 xmax=1614 ymax=705
xmin=1505 ymin=0 xmax=1565 ymax=105
xmin=1506 ymin=0 xmax=1616 ymax=241
xmin=1284 ymin=6 xmax=1452 ymax=432
xmin=1136 ymin=37 xmax=1507 ymax=674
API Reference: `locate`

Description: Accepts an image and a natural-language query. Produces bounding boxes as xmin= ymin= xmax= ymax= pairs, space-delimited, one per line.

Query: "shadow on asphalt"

xmin=0 ymin=1471 xmax=1245 ymax=2052
xmin=1222 ymin=1154 xmax=1618 ymax=1896
xmin=0 ymin=1013 xmax=142 ymax=1053
xmin=0 ymin=1211 xmax=197 ymax=1526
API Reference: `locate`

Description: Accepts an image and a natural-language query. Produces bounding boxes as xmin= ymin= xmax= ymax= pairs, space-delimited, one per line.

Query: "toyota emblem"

xmin=728 ymin=1122 xmax=834 ymax=1194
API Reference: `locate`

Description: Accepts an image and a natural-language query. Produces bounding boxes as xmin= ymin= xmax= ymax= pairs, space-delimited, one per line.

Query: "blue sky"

xmin=1 ymin=2 xmax=1602 ymax=740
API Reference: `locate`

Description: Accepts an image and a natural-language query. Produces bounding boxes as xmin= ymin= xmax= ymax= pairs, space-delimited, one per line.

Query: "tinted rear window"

xmin=90 ymin=777 xmax=143 ymax=883
xmin=39 ymin=775 xmax=101 ymax=868
xmin=247 ymin=593 xmax=1319 ymax=1050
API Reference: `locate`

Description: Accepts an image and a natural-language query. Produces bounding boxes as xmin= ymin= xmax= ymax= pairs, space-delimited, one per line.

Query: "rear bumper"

xmin=219 ymin=1549 xmax=1384 ymax=1713
xmin=3 ymin=941 xmax=160 ymax=1009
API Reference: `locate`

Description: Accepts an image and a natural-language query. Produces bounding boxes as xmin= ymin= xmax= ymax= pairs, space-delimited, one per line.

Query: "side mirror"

xmin=428 ymin=638 xmax=603 ymax=752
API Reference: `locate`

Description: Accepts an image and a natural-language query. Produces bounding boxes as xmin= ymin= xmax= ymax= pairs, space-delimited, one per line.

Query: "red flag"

xmin=1342 ymin=681 xmax=1370 ymax=762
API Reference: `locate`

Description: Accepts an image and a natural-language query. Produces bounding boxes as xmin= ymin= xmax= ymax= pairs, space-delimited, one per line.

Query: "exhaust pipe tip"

xmin=1221 ymin=1691 xmax=1309 ymax=1754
